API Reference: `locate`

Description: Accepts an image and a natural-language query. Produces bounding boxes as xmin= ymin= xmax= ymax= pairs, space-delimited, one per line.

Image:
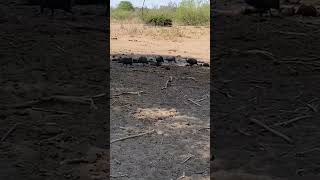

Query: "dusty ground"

xmin=110 ymin=20 xmax=210 ymax=179
xmin=213 ymin=0 xmax=320 ymax=179
xmin=0 ymin=1 xmax=108 ymax=180
xmin=110 ymin=21 xmax=210 ymax=63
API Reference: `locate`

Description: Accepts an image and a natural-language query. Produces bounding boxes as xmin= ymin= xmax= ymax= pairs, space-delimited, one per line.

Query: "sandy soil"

xmin=0 ymin=1 xmax=108 ymax=180
xmin=212 ymin=0 xmax=320 ymax=179
xmin=110 ymin=22 xmax=210 ymax=63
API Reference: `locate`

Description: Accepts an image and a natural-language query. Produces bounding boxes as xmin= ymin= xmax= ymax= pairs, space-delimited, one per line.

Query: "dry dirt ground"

xmin=110 ymin=21 xmax=210 ymax=179
xmin=0 ymin=1 xmax=108 ymax=180
xmin=213 ymin=0 xmax=320 ymax=179
xmin=110 ymin=21 xmax=210 ymax=63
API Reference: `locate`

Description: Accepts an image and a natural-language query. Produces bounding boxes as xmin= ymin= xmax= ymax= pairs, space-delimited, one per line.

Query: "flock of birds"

xmin=111 ymin=55 xmax=210 ymax=67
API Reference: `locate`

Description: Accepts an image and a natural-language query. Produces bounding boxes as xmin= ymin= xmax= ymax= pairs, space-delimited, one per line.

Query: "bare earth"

xmin=110 ymin=22 xmax=210 ymax=178
xmin=111 ymin=22 xmax=210 ymax=63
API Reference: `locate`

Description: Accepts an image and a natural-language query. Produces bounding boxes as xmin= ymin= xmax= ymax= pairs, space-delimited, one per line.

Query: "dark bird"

xmin=166 ymin=56 xmax=176 ymax=63
xmin=119 ymin=57 xmax=133 ymax=66
xmin=155 ymin=55 xmax=164 ymax=66
xmin=138 ymin=56 xmax=149 ymax=64
xmin=186 ymin=58 xmax=198 ymax=66
xmin=244 ymin=0 xmax=280 ymax=16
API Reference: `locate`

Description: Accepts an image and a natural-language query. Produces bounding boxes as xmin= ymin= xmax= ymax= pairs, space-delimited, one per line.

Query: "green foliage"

xmin=144 ymin=14 xmax=173 ymax=26
xmin=110 ymin=0 xmax=210 ymax=26
xmin=117 ymin=1 xmax=135 ymax=11
xmin=111 ymin=8 xmax=135 ymax=20
xmin=175 ymin=0 xmax=210 ymax=26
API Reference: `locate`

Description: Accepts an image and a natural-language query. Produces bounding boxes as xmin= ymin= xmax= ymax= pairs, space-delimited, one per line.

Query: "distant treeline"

xmin=111 ymin=0 xmax=210 ymax=26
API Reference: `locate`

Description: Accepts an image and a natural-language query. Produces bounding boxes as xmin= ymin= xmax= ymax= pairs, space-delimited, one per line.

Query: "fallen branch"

xmin=279 ymin=60 xmax=320 ymax=67
xmin=212 ymin=87 xmax=232 ymax=98
xmin=60 ymin=158 xmax=88 ymax=165
xmin=111 ymin=130 xmax=155 ymax=143
xmin=296 ymin=148 xmax=320 ymax=156
xmin=306 ymin=103 xmax=318 ymax=112
xmin=272 ymin=30 xmax=307 ymax=36
xmin=162 ymin=76 xmax=173 ymax=90
xmin=31 ymin=107 xmax=73 ymax=115
xmin=187 ymin=98 xmax=201 ymax=107
xmin=1 ymin=95 xmax=98 ymax=110
xmin=110 ymin=173 xmax=129 ymax=178
xmin=272 ymin=115 xmax=312 ymax=127
xmin=113 ymin=91 xmax=143 ymax=96
xmin=1 ymin=123 xmax=19 ymax=142
xmin=250 ymin=118 xmax=293 ymax=144
xmin=241 ymin=49 xmax=278 ymax=62
xmin=181 ymin=154 xmax=194 ymax=164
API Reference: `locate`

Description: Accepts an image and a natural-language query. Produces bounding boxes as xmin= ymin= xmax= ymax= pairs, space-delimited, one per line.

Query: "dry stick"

xmin=113 ymin=91 xmax=143 ymax=96
xmin=242 ymin=49 xmax=278 ymax=62
xmin=111 ymin=130 xmax=155 ymax=144
xmin=306 ymin=103 xmax=318 ymax=112
xmin=250 ymin=118 xmax=293 ymax=144
xmin=31 ymin=107 xmax=73 ymax=115
xmin=187 ymin=98 xmax=201 ymax=107
xmin=272 ymin=30 xmax=308 ymax=36
xmin=110 ymin=173 xmax=129 ymax=178
xmin=1 ymin=123 xmax=19 ymax=142
xmin=162 ymin=76 xmax=173 ymax=90
xmin=55 ymin=45 xmax=66 ymax=53
xmin=88 ymin=93 xmax=106 ymax=98
xmin=212 ymin=87 xmax=232 ymax=98
xmin=181 ymin=154 xmax=194 ymax=164
xmin=279 ymin=60 xmax=320 ymax=66
xmin=297 ymin=148 xmax=320 ymax=156
xmin=60 ymin=158 xmax=88 ymax=165
xmin=1 ymin=95 xmax=99 ymax=110
xmin=273 ymin=115 xmax=313 ymax=127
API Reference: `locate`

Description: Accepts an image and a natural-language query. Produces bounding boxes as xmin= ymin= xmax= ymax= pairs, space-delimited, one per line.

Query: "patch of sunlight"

xmin=133 ymin=107 xmax=179 ymax=121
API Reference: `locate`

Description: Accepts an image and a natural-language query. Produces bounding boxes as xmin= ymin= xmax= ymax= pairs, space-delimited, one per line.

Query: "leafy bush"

xmin=145 ymin=15 xmax=173 ymax=26
xmin=175 ymin=0 xmax=210 ymax=26
xmin=117 ymin=1 xmax=134 ymax=11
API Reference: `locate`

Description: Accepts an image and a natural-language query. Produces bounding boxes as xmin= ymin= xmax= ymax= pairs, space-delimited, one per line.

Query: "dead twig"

xmin=187 ymin=98 xmax=201 ymax=107
xmin=296 ymin=148 xmax=320 ymax=156
xmin=1 ymin=123 xmax=19 ymax=142
xmin=111 ymin=130 xmax=155 ymax=143
xmin=272 ymin=115 xmax=312 ymax=127
xmin=1 ymin=95 xmax=98 ymax=110
xmin=212 ymin=87 xmax=232 ymax=98
xmin=242 ymin=49 xmax=278 ymax=62
xmin=55 ymin=45 xmax=66 ymax=53
xmin=162 ymin=76 xmax=173 ymax=90
xmin=272 ymin=30 xmax=307 ymax=36
xmin=306 ymin=103 xmax=318 ymax=112
xmin=181 ymin=154 xmax=194 ymax=164
xmin=113 ymin=91 xmax=143 ymax=96
xmin=110 ymin=173 xmax=129 ymax=178
xmin=279 ymin=60 xmax=320 ymax=67
xmin=250 ymin=118 xmax=293 ymax=144
xmin=31 ymin=107 xmax=73 ymax=115
xmin=60 ymin=158 xmax=88 ymax=165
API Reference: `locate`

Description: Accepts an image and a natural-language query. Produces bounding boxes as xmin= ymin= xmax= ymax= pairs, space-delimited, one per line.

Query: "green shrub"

xmin=144 ymin=14 xmax=173 ymax=26
xmin=117 ymin=1 xmax=134 ymax=11
xmin=111 ymin=9 xmax=135 ymax=20
xmin=175 ymin=0 xmax=210 ymax=26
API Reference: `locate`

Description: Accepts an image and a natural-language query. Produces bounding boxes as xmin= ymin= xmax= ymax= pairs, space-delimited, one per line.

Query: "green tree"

xmin=117 ymin=1 xmax=135 ymax=11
